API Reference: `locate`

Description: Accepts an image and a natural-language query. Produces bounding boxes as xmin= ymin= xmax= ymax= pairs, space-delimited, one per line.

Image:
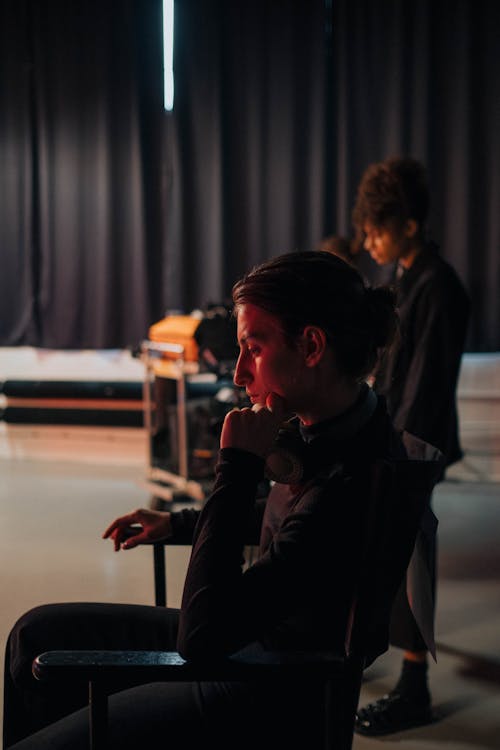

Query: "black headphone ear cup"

xmin=265 ymin=447 xmax=304 ymax=484
xmin=265 ymin=422 xmax=306 ymax=483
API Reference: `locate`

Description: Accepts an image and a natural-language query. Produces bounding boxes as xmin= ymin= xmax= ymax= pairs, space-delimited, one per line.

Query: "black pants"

xmin=389 ymin=524 xmax=437 ymax=653
xmin=4 ymin=602 xmax=320 ymax=750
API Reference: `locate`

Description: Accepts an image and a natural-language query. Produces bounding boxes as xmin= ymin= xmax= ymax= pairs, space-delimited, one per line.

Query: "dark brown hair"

xmin=232 ymin=251 xmax=398 ymax=382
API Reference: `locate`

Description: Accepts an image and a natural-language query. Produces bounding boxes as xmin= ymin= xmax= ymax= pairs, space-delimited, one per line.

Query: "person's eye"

xmin=247 ymin=346 xmax=260 ymax=357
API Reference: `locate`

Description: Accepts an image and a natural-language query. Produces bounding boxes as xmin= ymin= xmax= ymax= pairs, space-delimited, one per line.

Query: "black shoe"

xmin=355 ymin=691 xmax=435 ymax=736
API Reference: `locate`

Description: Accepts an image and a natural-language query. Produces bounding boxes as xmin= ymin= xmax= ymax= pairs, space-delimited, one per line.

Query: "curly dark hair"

xmin=352 ymin=157 xmax=430 ymax=246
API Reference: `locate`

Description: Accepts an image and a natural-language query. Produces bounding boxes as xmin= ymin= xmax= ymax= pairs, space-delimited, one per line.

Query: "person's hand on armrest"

xmin=103 ymin=508 xmax=173 ymax=551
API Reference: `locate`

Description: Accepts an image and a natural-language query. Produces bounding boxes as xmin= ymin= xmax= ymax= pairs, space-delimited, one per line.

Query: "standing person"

xmin=4 ymin=251 xmax=440 ymax=750
xmin=352 ymin=156 xmax=471 ymax=736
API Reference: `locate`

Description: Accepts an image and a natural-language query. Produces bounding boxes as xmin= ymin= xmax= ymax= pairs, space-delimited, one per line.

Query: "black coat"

xmin=374 ymin=244 xmax=470 ymax=476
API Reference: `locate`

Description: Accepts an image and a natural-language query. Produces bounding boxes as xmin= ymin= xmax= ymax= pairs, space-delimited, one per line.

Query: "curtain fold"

xmin=165 ymin=0 xmax=328 ymax=311
xmin=0 ymin=0 xmax=37 ymax=344
xmin=1 ymin=0 xmax=164 ymax=349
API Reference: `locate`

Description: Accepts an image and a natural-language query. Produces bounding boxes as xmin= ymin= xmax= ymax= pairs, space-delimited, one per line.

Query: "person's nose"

xmin=363 ymin=234 xmax=372 ymax=251
xmin=233 ymin=350 xmax=250 ymax=388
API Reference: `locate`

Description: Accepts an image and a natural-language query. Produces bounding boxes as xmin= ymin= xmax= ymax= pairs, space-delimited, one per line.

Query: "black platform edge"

xmin=33 ymin=649 xmax=345 ymax=684
xmin=1 ymin=408 xmax=143 ymax=427
xmin=1 ymin=380 xmax=143 ymax=399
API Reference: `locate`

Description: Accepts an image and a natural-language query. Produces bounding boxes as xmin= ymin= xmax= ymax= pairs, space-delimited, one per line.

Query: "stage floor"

xmin=0 ymin=457 xmax=499 ymax=749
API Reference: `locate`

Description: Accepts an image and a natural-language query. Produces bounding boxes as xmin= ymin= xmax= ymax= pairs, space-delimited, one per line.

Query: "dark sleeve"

xmin=391 ymin=275 xmax=469 ymax=451
xmin=177 ymin=453 xmax=350 ymax=661
xmin=169 ymin=484 xmax=268 ymax=546
xmin=177 ymin=447 xmax=265 ymax=659
xmin=169 ymin=508 xmax=202 ymax=544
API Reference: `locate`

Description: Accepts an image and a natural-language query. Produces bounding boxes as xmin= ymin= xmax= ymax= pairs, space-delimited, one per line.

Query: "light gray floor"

xmin=1 ymin=455 xmax=499 ymax=749
xmin=356 ymin=478 xmax=500 ymax=750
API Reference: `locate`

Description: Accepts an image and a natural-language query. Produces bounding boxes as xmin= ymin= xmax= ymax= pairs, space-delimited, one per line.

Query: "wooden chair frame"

xmin=33 ymin=645 xmax=365 ymax=750
xmin=33 ymin=540 xmax=364 ymax=750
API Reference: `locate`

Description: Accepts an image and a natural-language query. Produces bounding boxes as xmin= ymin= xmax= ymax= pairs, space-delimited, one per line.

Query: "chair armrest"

xmin=33 ymin=649 xmax=347 ymax=685
xmin=32 ymin=650 xmax=364 ymax=750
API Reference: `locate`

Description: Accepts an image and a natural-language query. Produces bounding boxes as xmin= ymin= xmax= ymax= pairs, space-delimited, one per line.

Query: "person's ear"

xmin=300 ymin=326 xmax=327 ymax=367
xmin=405 ymin=218 xmax=419 ymax=238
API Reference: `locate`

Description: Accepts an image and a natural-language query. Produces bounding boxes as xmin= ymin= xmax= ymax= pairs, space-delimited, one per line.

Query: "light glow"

xmin=163 ymin=0 xmax=174 ymax=110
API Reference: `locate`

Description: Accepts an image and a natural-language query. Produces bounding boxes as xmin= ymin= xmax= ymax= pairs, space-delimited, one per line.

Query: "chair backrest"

xmin=345 ymin=452 xmax=437 ymax=665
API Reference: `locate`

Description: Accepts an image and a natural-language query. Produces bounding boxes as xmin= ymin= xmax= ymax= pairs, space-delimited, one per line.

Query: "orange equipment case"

xmin=148 ymin=315 xmax=201 ymax=362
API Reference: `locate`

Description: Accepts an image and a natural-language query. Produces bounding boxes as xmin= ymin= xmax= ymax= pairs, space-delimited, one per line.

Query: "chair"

xmin=33 ymin=613 xmax=365 ymax=750
xmin=31 ymin=531 xmax=366 ymax=750
xmin=32 ymin=451 xmax=438 ymax=750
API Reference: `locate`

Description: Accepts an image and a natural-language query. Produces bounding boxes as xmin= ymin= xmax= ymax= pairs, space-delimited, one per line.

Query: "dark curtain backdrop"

xmin=1 ymin=0 xmax=499 ymax=351
xmin=0 ymin=0 xmax=165 ymax=348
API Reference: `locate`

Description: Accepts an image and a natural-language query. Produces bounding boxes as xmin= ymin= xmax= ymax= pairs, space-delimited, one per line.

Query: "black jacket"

xmin=174 ymin=393 xmax=441 ymax=665
xmin=375 ymin=244 xmax=470 ymax=474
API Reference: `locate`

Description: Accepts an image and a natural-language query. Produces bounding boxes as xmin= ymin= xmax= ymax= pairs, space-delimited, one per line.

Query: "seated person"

xmin=4 ymin=251 xmax=439 ymax=750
